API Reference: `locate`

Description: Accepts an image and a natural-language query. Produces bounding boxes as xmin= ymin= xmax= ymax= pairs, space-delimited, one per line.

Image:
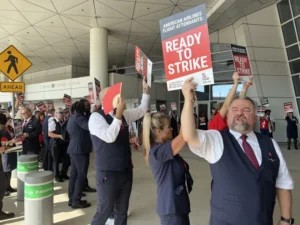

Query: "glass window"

xmin=277 ymin=0 xmax=292 ymax=23
xmin=211 ymin=84 xmax=242 ymax=101
xmin=286 ymin=44 xmax=300 ymax=60
xmin=282 ymin=21 xmax=297 ymax=46
xmin=291 ymin=0 xmax=300 ymax=17
xmin=290 ymin=59 xmax=300 ymax=74
xmin=292 ymin=75 xmax=300 ymax=96
xmin=296 ymin=98 xmax=300 ymax=114
xmin=294 ymin=17 xmax=300 ymax=40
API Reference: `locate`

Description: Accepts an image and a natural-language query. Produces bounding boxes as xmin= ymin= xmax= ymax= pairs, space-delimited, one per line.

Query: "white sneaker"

xmin=127 ymin=210 xmax=131 ymax=217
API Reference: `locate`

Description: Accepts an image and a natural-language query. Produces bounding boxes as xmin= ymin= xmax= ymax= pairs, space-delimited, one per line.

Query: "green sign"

xmin=17 ymin=161 xmax=38 ymax=173
xmin=25 ymin=181 xmax=53 ymax=200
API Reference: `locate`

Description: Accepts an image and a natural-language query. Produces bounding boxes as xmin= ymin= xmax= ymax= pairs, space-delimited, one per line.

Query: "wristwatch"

xmin=281 ymin=216 xmax=294 ymax=224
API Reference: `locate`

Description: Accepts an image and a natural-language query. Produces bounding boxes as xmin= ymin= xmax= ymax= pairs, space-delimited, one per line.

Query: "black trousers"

xmin=0 ymin=168 xmax=6 ymax=212
xmin=91 ymin=169 xmax=133 ymax=225
xmin=68 ymin=153 xmax=89 ymax=205
xmin=43 ymin=139 xmax=51 ymax=171
xmin=159 ymin=214 xmax=190 ymax=225
xmin=51 ymin=140 xmax=69 ymax=178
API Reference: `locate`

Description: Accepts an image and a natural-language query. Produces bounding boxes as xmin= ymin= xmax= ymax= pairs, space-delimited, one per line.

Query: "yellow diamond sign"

xmin=0 ymin=45 xmax=32 ymax=81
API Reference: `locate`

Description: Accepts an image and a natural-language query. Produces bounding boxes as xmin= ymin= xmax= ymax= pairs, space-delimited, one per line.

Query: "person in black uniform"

xmin=142 ymin=112 xmax=193 ymax=225
xmin=0 ymin=113 xmax=15 ymax=221
xmin=42 ymin=108 xmax=55 ymax=171
xmin=48 ymin=108 xmax=69 ymax=182
xmin=67 ymin=101 xmax=92 ymax=208
xmin=285 ymin=112 xmax=298 ymax=150
xmin=80 ymin=99 xmax=96 ymax=193
xmin=21 ymin=107 xmax=42 ymax=155
xmin=1 ymin=115 xmax=17 ymax=195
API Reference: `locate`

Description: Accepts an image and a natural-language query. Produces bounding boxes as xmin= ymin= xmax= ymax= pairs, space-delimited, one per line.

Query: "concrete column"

xmin=15 ymin=75 xmax=23 ymax=82
xmin=90 ymin=27 xmax=108 ymax=89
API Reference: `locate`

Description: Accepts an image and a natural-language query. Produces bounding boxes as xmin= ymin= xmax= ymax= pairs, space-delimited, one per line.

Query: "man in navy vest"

xmin=181 ymin=78 xmax=294 ymax=225
xmin=43 ymin=108 xmax=55 ymax=171
xmin=89 ymin=78 xmax=150 ymax=225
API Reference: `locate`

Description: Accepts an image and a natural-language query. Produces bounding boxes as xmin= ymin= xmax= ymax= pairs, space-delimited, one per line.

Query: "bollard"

xmin=17 ymin=155 xmax=38 ymax=201
xmin=24 ymin=171 xmax=54 ymax=225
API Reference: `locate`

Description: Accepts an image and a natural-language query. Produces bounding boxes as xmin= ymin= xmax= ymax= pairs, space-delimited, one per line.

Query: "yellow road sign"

xmin=0 ymin=45 xmax=32 ymax=81
xmin=0 ymin=82 xmax=25 ymax=92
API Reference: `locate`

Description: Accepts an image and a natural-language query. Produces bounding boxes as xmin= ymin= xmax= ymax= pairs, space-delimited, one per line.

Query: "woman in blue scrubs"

xmin=143 ymin=113 xmax=193 ymax=225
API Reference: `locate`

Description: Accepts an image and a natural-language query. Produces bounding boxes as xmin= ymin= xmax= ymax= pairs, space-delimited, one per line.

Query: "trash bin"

xmin=24 ymin=171 xmax=54 ymax=225
xmin=17 ymin=154 xmax=38 ymax=201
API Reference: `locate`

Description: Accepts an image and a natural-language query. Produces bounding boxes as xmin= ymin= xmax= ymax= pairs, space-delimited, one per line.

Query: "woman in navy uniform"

xmin=143 ymin=113 xmax=193 ymax=225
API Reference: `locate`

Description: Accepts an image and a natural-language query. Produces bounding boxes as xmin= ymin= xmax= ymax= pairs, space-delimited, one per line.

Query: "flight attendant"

xmin=143 ymin=113 xmax=193 ymax=225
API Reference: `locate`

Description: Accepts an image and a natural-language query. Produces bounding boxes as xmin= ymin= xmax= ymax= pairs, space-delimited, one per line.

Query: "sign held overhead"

xmin=159 ymin=4 xmax=214 ymax=91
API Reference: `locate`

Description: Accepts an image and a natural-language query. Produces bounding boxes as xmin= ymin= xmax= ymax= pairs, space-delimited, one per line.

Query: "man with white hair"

xmin=181 ymin=78 xmax=294 ymax=225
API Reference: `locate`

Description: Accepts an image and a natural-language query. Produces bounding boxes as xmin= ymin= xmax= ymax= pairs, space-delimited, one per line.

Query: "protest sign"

xmin=102 ymin=82 xmax=122 ymax=115
xmin=135 ymin=46 xmax=153 ymax=87
xmin=256 ymin=106 xmax=266 ymax=117
xmin=150 ymin=104 xmax=157 ymax=113
xmin=284 ymin=102 xmax=293 ymax=112
xmin=36 ymin=101 xmax=47 ymax=111
xmin=260 ymin=98 xmax=269 ymax=107
xmin=47 ymin=100 xmax=54 ymax=109
xmin=13 ymin=119 xmax=23 ymax=140
xmin=95 ymin=78 xmax=101 ymax=103
xmin=171 ymin=102 xmax=177 ymax=110
xmin=88 ymin=82 xmax=95 ymax=104
xmin=160 ymin=104 xmax=167 ymax=111
xmin=160 ymin=4 xmax=214 ymax=91
xmin=231 ymin=44 xmax=253 ymax=85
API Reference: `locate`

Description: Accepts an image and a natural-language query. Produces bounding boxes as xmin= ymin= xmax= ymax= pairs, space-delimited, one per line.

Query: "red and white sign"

xmin=95 ymin=78 xmax=101 ymax=103
xmin=160 ymin=4 xmax=214 ymax=91
xmin=284 ymin=102 xmax=293 ymax=112
xmin=102 ymin=82 xmax=122 ymax=115
xmin=47 ymin=100 xmax=54 ymax=109
xmin=88 ymin=82 xmax=95 ymax=104
xmin=160 ymin=104 xmax=167 ymax=111
xmin=135 ymin=46 xmax=152 ymax=87
xmin=256 ymin=106 xmax=266 ymax=117
xmin=36 ymin=101 xmax=47 ymax=111
xmin=171 ymin=102 xmax=177 ymax=110
xmin=231 ymin=44 xmax=253 ymax=85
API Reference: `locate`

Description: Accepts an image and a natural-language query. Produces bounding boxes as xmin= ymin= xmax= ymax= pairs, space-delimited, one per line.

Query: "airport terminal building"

xmin=0 ymin=0 xmax=298 ymax=142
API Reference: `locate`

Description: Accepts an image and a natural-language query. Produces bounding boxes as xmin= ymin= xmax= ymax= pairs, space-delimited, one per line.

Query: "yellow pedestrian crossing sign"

xmin=0 ymin=45 xmax=32 ymax=81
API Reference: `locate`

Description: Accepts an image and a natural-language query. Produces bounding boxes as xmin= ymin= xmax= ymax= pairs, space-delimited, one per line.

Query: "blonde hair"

xmin=142 ymin=113 xmax=168 ymax=165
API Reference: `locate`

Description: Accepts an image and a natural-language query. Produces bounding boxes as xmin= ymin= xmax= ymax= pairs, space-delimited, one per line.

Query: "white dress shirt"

xmin=89 ymin=94 xmax=150 ymax=143
xmin=188 ymin=129 xmax=294 ymax=190
xmin=48 ymin=117 xmax=59 ymax=132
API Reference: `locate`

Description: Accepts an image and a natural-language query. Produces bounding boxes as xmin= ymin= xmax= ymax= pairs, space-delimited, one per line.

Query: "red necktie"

xmin=23 ymin=120 xmax=28 ymax=129
xmin=240 ymin=135 xmax=259 ymax=170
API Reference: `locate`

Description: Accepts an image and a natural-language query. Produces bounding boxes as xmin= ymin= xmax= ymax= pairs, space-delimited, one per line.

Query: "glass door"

xmin=197 ymin=101 xmax=210 ymax=129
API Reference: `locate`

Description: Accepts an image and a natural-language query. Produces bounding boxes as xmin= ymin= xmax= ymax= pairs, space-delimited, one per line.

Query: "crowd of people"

xmin=0 ymin=73 xmax=296 ymax=225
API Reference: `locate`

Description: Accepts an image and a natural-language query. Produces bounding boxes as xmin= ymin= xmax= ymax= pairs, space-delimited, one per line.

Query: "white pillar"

xmin=90 ymin=28 xmax=108 ymax=88
xmin=15 ymin=75 xmax=23 ymax=82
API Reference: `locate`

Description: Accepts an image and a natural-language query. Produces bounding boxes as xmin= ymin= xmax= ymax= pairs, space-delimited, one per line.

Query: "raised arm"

xmin=219 ymin=72 xmax=240 ymax=119
xmin=181 ymin=78 xmax=200 ymax=149
xmin=171 ymin=129 xmax=186 ymax=156
xmin=239 ymin=81 xmax=250 ymax=97
xmin=123 ymin=77 xmax=150 ymax=124
xmin=89 ymin=97 xmax=125 ymax=143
